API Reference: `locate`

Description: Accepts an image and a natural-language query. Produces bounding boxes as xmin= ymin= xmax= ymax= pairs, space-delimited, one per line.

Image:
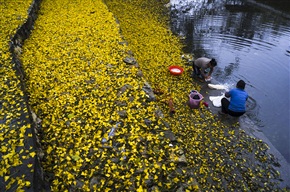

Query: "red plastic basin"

xmin=168 ymin=66 xmax=184 ymax=76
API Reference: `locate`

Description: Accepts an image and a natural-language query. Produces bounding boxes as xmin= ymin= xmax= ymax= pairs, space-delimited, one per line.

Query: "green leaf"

xmin=68 ymin=114 xmax=75 ymax=119
xmin=71 ymin=155 xmax=80 ymax=161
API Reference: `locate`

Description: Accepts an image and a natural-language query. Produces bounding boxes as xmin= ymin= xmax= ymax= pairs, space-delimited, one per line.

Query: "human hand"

xmin=205 ymin=76 xmax=212 ymax=82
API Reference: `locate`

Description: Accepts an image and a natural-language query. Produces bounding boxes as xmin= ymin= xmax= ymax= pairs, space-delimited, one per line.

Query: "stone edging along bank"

xmin=7 ymin=0 xmax=194 ymax=191
xmin=8 ymin=0 xmax=48 ymax=191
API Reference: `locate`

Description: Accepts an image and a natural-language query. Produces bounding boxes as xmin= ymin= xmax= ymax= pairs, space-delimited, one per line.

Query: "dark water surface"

xmin=170 ymin=0 xmax=290 ymax=162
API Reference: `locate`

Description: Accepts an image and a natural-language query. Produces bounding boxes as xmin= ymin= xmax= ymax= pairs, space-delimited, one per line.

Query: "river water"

xmin=169 ymin=0 xmax=290 ymax=163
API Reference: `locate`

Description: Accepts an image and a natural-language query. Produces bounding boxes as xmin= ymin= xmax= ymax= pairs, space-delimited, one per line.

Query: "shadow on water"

xmin=170 ymin=0 xmax=290 ymax=163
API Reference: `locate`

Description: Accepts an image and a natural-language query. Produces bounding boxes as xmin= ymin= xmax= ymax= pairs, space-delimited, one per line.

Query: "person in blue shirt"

xmin=220 ymin=80 xmax=248 ymax=117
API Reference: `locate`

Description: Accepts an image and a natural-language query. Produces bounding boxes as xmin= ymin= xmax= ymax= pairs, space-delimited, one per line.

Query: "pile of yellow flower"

xmin=0 ymin=0 xmax=37 ymax=191
xmin=105 ymin=0 xmax=282 ymax=191
xmin=21 ymin=0 xmax=199 ymax=191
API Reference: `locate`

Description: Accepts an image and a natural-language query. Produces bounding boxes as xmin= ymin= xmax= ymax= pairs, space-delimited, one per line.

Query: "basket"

xmin=188 ymin=90 xmax=203 ymax=109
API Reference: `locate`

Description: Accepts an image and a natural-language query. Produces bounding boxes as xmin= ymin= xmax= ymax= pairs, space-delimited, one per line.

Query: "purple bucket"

xmin=188 ymin=90 xmax=203 ymax=109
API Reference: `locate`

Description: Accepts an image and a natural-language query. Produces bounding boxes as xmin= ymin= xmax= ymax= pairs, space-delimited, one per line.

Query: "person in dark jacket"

xmin=193 ymin=57 xmax=217 ymax=81
xmin=220 ymin=80 xmax=248 ymax=117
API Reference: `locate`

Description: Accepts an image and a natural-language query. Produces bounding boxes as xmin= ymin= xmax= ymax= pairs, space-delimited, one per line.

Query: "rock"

xmin=111 ymin=157 xmax=120 ymax=163
xmin=160 ymin=120 xmax=170 ymax=128
xmin=170 ymin=152 xmax=187 ymax=164
xmin=65 ymin=121 xmax=70 ymax=127
xmin=136 ymin=70 xmax=143 ymax=77
xmin=164 ymin=2 xmax=171 ymax=8
xmin=176 ymin=187 xmax=184 ymax=192
xmin=14 ymin=46 xmax=22 ymax=56
xmin=114 ymin=100 xmax=127 ymax=107
xmin=89 ymin=177 xmax=100 ymax=191
xmin=118 ymin=41 xmax=128 ymax=46
xmin=144 ymin=119 xmax=152 ymax=127
xmin=31 ymin=111 xmax=42 ymax=124
xmin=76 ymin=179 xmax=84 ymax=189
xmin=118 ymin=110 xmax=127 ymax=118
xmin=155 ymin=109 xmax=164 ymax=119
xmin=177 ymin=149 xmax=185 ymax=155
xmin=117 ymin=84 xmax=133 ymax=97
xmin=123 ymin=57 xmax=137 ymax=65
xmin=163 ymin=130 xmax=176 ymax=141
xmin=129 ymin=96 xmax=135 ymax=102
xmin=150 ymin=186 xmax=160 ymax=191
xmin=145 ymin=178 xmax=154 ymax=188
xmin=142 ymin=82 xmax=156 ymax=101
xmin=178 ymin=154 xmax=188 ymax=164
xmin=117 ymin=86 xmax=128 ymax=97
xmin=130 ymin=63 xmax=139 ymax=68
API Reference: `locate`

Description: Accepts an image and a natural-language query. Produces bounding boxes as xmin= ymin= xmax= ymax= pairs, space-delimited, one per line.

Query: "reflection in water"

xmin=170 ymin=0 xmax=290 ymax=162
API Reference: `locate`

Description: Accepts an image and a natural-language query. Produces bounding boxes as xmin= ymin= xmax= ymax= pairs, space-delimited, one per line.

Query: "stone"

xmin=118 ymin=41 xmax=128 ymax=46
xmin=155 ymin=109 xmax=164 ymax=119
xmin=142 ymin=82 xmax=156 ymax=101
xmin=163 ymin=130 xmax=176 ymax=141
xmin=129 ymin=96 xmax=135 ymax=102
xmin=114 ymin=100 xmax=127 ymax=107
xmin=118 ymin=110 xmax=127 ymax=118
xmin=111 ymin=157 xmax=120 ymax=163
xmin=176 ymin=187 xmax=184 ymax=192
xmin=144 ymin=119 xmax=152 ymax=127
xmin=117 ymin=84 xmax=133 ymax=97
xmin=178 ymin=154 xmax=188 ymax=164
xmin=136 ymin=70 xmax=143 ymax=77
xmin=123 ymin=57 xmax=137 ymax=65
xmin=76 ymin=179 xmax=84 ymax=189
xmin=89 ymin=176 xmax=100 ymax=190
xmin=162 ymin=120 xmax=170 ymax=128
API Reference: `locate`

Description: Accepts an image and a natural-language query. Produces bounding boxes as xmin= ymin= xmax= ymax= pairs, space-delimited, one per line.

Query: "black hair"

xmin=236 ymin=80 xmax=246 ymax=89
xmin=210 ymin=58 xmax=217 ymax=67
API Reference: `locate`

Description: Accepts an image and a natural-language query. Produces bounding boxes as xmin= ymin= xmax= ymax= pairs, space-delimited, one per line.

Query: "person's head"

xmin=236 ymin=80 xmax=246 ymax=89
xmin=209 ymin=58 xmax=217 ymax=67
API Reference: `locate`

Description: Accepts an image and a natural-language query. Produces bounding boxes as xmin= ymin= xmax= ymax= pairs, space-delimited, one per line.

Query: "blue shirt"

xmin=227 ymin=88 xmax=248 ymax=112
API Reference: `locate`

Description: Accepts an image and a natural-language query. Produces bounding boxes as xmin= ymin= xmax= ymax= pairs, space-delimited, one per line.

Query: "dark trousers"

xmin=193 ymin=65 xmax=201 ymax=76
xmin=221 ymin=98 xmax=245 ymax=117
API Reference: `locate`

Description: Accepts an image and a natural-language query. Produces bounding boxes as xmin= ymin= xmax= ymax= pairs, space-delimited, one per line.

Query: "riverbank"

xmin=239 ymin=115 xmax=290 ymax=189
xmin=199 ymin=81 xmax=290 ymax=189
